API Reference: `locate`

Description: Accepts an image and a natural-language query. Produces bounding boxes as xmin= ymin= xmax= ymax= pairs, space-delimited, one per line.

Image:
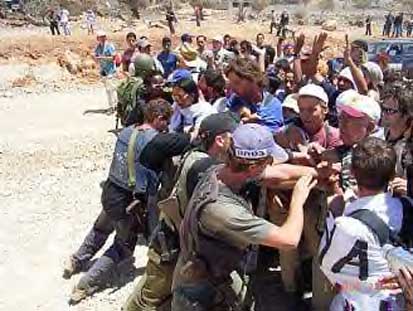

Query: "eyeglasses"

xmin=382 ymin=107 xmax=400 ymax=115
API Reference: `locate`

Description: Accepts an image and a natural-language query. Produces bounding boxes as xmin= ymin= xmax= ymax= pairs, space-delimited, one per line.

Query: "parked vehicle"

xmin=368 ymin=39 xmax=413 ymax=71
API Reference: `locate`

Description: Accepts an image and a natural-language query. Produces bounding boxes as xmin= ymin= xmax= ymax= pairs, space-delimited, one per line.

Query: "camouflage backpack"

xmin=115 ymin=54 xmax=156 ymax=129
xmin=116 ymin=76 xmax=145 ymax=128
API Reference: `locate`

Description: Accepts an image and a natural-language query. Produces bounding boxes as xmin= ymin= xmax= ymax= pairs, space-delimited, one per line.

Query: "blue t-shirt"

xmin=157 ymin=51 xmax=178 ymax=78
xmin=228 ymin=92 xmax=284 ymax=133
xmin=95 ymin=42 xmax=116 ymax=76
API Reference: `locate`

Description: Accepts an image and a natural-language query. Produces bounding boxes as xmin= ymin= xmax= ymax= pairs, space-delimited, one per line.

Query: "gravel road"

xmin=0 ymin=87 xmax=148 ymax=311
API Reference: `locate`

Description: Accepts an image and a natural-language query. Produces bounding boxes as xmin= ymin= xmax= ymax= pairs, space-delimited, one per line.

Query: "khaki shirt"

xmin=173 ymin=167 xmax=273 ymax=289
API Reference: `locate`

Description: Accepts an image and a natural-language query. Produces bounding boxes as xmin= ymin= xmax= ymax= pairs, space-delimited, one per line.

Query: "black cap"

xmin=174 ymin=78 xmax=198 ymax=97
xmin=181 ymin=33 xmax=193 ymax=43
xmin=199 ymin=112 xmax=239 ymax=139
xmin=351 ymin=39 xmax=368 ymax=52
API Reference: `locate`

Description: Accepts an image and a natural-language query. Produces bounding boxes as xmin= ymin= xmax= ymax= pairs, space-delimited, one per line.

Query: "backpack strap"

xmin=398 ymin=196 xmax=413 ymax=248
xmin=127 ymin=127 xmax=142 ymax=188
xmin=348 ymin=209 xmax=390 ymax=246
xmin=131 ymin=78 xmax=144 ymax=109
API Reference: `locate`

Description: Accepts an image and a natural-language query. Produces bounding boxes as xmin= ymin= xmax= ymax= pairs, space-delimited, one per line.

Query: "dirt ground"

xmin=0 ymin=12 xmax=370 ymax=310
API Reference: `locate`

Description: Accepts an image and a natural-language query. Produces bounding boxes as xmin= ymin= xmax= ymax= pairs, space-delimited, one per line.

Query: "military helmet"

xmin=134 ymin=54 xmax=156 ymax=79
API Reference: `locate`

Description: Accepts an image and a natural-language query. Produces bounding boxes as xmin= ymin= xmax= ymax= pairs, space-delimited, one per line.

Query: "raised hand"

xmin=294 ymin=33 xmax=305 ymax=56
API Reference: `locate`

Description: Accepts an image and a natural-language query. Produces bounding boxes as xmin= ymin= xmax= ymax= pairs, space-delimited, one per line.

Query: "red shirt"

xmin=310 ymin=124 xmax=342 ymax=149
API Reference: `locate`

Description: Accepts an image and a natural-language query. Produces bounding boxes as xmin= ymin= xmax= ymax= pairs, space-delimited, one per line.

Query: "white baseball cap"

xmin=282 ymin=93 xmax=299 ymax=114
xmin=298 ymin=84 xmax=329 ymax=105
xmin=212 ymin=35 xmax=224 ymax=44
xmin=336 ymin=89 xmax=381 ymax=123
xmin=338 ymin=67 xmax=357 ymax=91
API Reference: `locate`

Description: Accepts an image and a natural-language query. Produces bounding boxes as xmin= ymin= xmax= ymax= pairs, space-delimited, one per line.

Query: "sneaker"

xmin=62 ymin=256 xmax=80 ymax=279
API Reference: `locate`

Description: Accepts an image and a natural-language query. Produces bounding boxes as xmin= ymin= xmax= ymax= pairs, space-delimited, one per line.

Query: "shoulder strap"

xmin=131 ymin=77 xmax=144 ymax=108
xmin=398 ymin=196 xmax=413 ymax=248
xmin=127 ymin=127 xmax=141 ymax=188
xmin=174 ymin=148 xmax=205 ymax=185
xmin=348 ymin=209 xmax=390 ymax=246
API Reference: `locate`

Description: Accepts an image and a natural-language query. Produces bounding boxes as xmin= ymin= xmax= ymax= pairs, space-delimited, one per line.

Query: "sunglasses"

xmin=382 ymin=107 xmax=400 ymax=115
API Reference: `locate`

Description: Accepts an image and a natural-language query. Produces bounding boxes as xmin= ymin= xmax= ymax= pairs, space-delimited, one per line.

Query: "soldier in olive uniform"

xmin=123 ymin=112 xmax=239 ymax=311
xmin=63 ymin=99 xmax=190 ymax=304
xmin=171 ymin=123 xmax=317 ymax=311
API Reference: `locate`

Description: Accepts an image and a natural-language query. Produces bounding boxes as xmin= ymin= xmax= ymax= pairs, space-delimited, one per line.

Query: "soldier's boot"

xmin=64 ymin=213 xmax=114 ymax=280
xmin=62 ymin=255 xmax=81 ymax=279
xmin=68 ymin=284 xmax=99 ymax=305
xmin=68 ymin=255 xmax=115 ymax=305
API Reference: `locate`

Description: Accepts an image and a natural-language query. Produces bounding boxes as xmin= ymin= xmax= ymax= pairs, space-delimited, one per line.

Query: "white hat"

xmin=212 ymin=35 xmax=224 ymax=45
xmin=338 ymin=67 xmax=357 ymax=91
xmin=363 ymin=61 xmax=384 ymax=86
xmin=298 ymin=84 xmax=329 ymax=105
xmin=138 ymin=38 xmax=151 ymax=48
xmin=336 ymin=89 xmax=381 ymax=123
xmin=96 ymin=30 xmax=106 ymax=37
xmin=282 ymin=93 xmax=299 ymax=114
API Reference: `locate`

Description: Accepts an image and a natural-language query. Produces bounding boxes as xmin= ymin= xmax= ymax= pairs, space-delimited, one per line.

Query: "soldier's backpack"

xmin=116 ymin=76 xmax=145 ymax=129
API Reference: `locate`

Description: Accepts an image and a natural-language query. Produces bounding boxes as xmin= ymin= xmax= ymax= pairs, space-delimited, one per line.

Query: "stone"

xmin=322 ymin=19 xmax=337 ymax=31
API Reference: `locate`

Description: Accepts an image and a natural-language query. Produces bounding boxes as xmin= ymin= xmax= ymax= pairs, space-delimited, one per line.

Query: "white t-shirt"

xmin=169 ymin=101 xmax=217 ymax=133
xmin=60 ymin=9 xmax=69 ymax=23
xmin=85 ymin=12 xmax=96 ymax=25
xmin=319 ymin=192 xmax=404 ymax=310
xmin=215 ymin=48 xmax=235 ymax=67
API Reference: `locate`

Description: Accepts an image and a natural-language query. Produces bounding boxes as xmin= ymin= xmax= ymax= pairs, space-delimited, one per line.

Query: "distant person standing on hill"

xmin=383 ymin=12 xmax=393 ymax=37
xmin=166 ymin=7 xmax=177 ymax=35
xmin=406 ymin=16 xmax=413 ymax=37
xmin=45 ymin=7 xmax=60 ymax=36
xmin=194 ymin=5 xmax=201 ymax=27
xmin=277 ymin=9 xmax=289 ymax=37
xmin=59 ymin=8 xmax=71 ymax=36
xmin=365 ymin=15 xmax=372 ymax=36
xmin=85 ymin=9 xmax=96 ymax=35
xmin=94 ymin=31 xmax=118 ymax=112
xmin=393 ymin=12 xmax=403 ymax=37
xmin=270 ymin=10 xmax=277 ymax=34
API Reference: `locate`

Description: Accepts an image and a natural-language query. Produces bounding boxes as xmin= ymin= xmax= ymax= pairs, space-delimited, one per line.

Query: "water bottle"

xmin=383 ymin=244 xmax=413 ymax=273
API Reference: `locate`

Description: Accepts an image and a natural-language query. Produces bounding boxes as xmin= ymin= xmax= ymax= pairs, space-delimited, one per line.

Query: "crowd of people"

xmin=382 ymin=12 xmax=413 ymax=38
xmin=61 ymin=26 xmax=413 ymax=311
xmin=45 ymin=7 xmax=97 ymax=36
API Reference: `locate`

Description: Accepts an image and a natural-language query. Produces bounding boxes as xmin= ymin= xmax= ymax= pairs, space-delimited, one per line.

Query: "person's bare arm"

xmin=292 ymin=33 xmax=305 ymax=83
xmin=260 ymin=163 xmax=317 ymax=188
xmin=261 ymin=175 xmax=316 ymax=249
xmin=293 ymin=58 xmax=303 ymax=83
xmin=252 ymin=45 xmax=266 ymax=73
xmin=344 ymin=35 xmax=368 ymax=94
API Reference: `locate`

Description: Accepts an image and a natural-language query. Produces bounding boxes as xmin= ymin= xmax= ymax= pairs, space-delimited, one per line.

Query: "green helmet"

xmin=134 ymin=54 xmax=156 ymax=79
